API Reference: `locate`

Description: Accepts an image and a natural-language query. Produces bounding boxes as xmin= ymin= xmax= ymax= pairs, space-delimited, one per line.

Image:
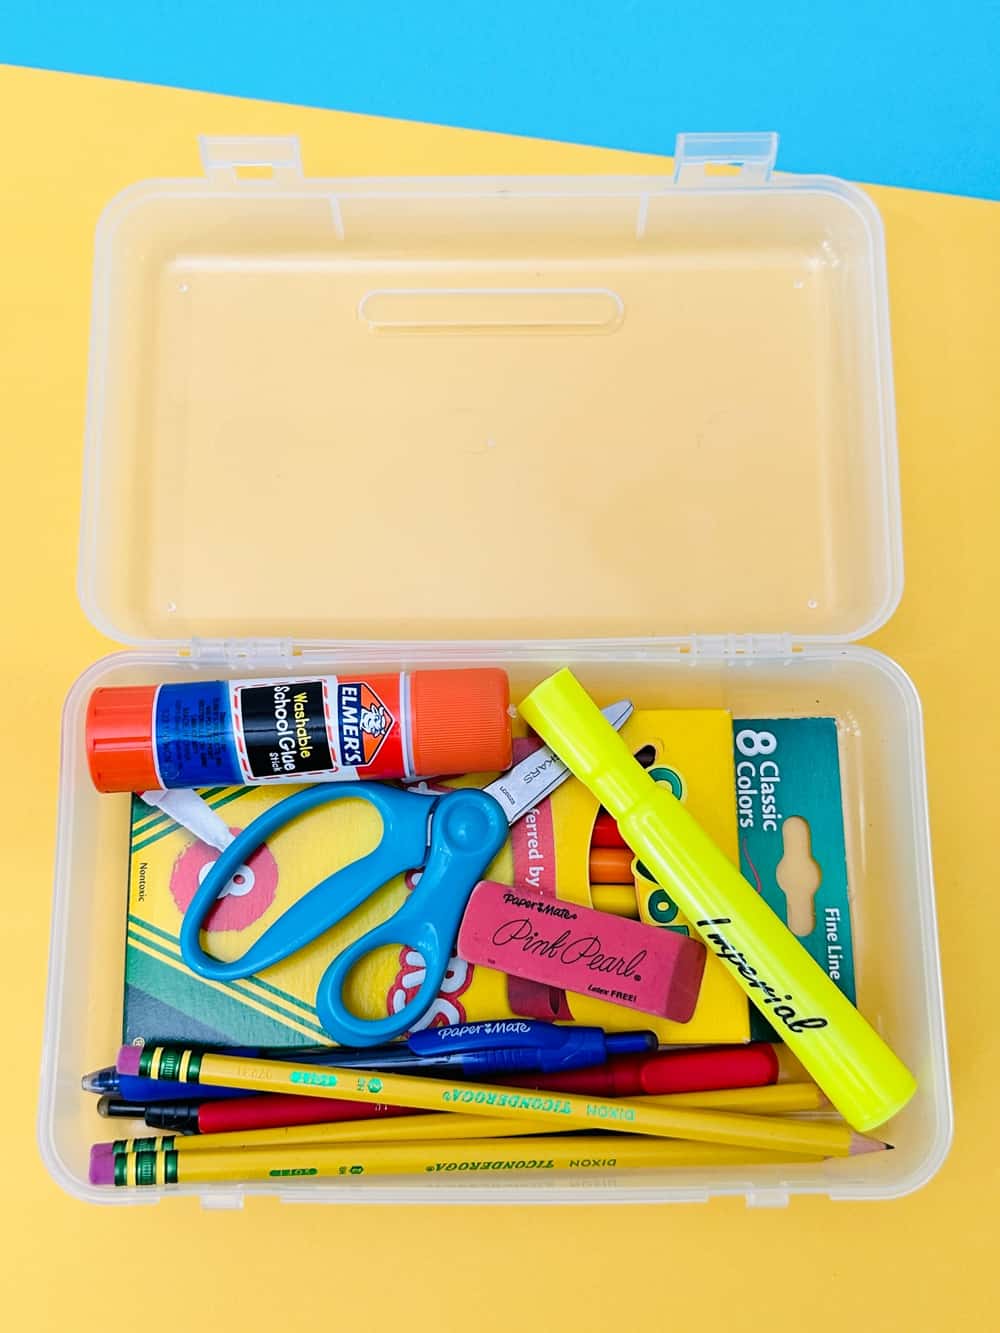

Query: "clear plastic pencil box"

xmin=39 ymin=131 xmax=951 ymax=1207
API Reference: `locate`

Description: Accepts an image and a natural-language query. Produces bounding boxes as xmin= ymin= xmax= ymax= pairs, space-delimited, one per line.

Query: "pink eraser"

xmin=89 ymin=1145 xmax=116 ymax=1186
xmin=457 ymin=881 xmax=707 ymax=1022
xmin=117 ymin=1045 xmax=142 ymax=1076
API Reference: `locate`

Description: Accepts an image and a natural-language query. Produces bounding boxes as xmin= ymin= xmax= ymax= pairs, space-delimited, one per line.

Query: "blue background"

xmin=5 ymin=1 xmax=1000 ymax=198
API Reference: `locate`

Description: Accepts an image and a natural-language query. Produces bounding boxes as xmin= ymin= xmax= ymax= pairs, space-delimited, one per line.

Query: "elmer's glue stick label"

xmin=227 ymin=677 xmax=401 ymax=782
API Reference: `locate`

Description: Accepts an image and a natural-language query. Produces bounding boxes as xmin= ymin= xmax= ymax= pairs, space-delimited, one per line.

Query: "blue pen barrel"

xmin=603 ymin=1032 xmax=659 ymax=1057
xmin=84 ymin=1043 xmax=361 ymax=1100
xmin=80 ymin=1069 xmax=250 ymax=1102
xmin=407 ymin=1021 xmax=657 ymax=1074
xmin=119 ymin=1074 xmax=247 ymax=1103
xmin=459 ymin=1046 xmax=555 ymax=1076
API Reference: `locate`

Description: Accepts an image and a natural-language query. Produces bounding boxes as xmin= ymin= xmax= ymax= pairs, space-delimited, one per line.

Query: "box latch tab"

xmin=746 ymin=1187 xmax=790 ymax=1209
xmin=199 ymin=135 xmax=303 ymax=185
xmin=673 ymin=132 xmax=778 ymax=186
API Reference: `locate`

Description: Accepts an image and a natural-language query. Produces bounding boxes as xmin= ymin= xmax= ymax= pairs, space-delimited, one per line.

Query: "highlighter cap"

xmin=86 ymin=685 xmax=159 ymax=793
xmin=518 ymin=668 xmax=646 ymax=817
xmin=410 ymin=668 xmax=511 ymax=777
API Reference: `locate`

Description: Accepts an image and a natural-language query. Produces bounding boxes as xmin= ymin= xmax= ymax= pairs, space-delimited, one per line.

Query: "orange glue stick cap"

xmin=86 ymin=685 xmax=160 ymax=793
xmin=409 ymin=669 xmax=511 ymax=777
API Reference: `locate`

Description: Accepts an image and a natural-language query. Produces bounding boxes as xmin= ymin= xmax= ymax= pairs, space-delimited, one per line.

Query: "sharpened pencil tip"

xmin=849 ymin=1132 xmax=892 ymax=1156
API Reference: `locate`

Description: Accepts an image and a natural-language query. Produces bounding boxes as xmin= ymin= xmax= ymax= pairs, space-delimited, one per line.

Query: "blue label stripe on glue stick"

xmin=153 ymin=682 xmax=244 ymax=787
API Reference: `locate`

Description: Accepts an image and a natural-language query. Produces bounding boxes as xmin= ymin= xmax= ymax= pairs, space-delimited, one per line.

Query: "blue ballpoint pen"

xmin=308 ymin=1021 xmax=658 ymax=1077
xmin=83 ymin=1022 xmax=656 ymax=1096
xmin=83 ymin=1062 xmax=258 ymax=1101
xmin=81 ymin=1043 xmax=349 ymax=1100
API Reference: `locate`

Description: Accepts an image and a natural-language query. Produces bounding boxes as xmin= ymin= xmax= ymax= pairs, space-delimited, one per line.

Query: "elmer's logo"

xmin=338 ymin=681 xmax=394 ymax=768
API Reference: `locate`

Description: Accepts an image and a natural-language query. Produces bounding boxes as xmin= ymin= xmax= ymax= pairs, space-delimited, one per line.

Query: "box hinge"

xmin=200 ymin=1190 xmax=245 ymax=1211
xmin=673 ymin=132 xmax=778 ymax=187
xmin=187 ymin=638 xmax=296 ymax=670
xmin=691 ymin=634 xmax=793 ymax=658
xmin=745 ymin=1187 xmax=790 ymax=1209
xmin=199 ymin=135 xmax=303 ymax=185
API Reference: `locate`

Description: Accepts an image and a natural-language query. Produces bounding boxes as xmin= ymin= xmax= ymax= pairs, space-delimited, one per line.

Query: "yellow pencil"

xmin=121 ymin=1046 xmax=884 ymax=1158
xmin=97 ymin=1135 xmax=825 ymax=1187
xmin=103 ymin=1083 xmax=828 ymax=1157
xmin=647 ymin=1082 xmax=826 ymax=1115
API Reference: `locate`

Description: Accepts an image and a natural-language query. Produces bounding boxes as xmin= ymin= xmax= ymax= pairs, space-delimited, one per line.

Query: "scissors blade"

xmin=482 ymin=699 xmax=633 ymax=825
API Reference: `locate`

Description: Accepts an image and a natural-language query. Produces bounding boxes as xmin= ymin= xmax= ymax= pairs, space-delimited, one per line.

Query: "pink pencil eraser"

xmin=457 ymin=881 xmax=707 ymax=1022
xmin=89 ymin=1144 xmax=116 ymax=1186
xmin=117 ymin=1045 xmax=142 ymax=1076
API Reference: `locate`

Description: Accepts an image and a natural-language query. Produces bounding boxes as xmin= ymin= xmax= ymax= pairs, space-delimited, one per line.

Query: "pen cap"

xmin=518 ymin=669 xmax=648 ymax=818
xmin=635 ymin=1045 xmax=780 ymax=1096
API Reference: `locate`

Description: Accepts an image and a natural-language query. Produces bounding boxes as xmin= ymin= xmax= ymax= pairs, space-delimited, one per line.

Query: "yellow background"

xmin=1 ymin=65 xmax=997 ymax=1330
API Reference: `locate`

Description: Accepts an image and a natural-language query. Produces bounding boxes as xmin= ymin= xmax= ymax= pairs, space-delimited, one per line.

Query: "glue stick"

xmin=86 ymin=669 xmax=511 ymax=792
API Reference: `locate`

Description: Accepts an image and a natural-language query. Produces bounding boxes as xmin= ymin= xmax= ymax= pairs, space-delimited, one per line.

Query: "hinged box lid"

xmin=79 ymin=132 xmax=901 ymax=647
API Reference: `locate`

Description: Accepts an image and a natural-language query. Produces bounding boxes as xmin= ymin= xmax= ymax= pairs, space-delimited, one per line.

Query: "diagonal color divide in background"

xmin=3 ymin=0 xmax=1000 ymax=200
xmin=0 ymin=40 xmax=998 ymax=1333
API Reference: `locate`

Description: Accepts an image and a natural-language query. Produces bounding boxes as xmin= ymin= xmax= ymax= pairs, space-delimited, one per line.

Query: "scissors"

xmin=179 ymin=700 xmax=633 ymax=1046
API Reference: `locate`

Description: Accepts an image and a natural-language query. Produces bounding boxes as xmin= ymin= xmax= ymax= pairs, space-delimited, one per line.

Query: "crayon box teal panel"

xmin=733 ymin=718 xmax=856 ymax=1042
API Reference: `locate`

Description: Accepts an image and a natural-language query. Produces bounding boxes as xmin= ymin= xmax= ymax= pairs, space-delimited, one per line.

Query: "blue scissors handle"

xmin=179 ymin=783 xmax=436 ymax=983
xmin=316 ymin=787 xmax=509 ymax=1046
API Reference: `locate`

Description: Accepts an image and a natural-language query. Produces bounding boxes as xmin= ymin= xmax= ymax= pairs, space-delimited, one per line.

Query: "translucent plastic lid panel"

xmin=79 ymin=135 xmax=901 ymax=645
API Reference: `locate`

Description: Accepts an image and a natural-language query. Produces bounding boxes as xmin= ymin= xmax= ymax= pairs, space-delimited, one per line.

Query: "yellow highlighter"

xmin=518 ymin=669 xmax=916 ymax=1133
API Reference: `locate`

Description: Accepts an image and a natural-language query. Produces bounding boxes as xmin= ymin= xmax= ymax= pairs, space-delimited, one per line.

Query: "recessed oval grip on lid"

xmin=358 ymin=287 xmax=624 ymax=334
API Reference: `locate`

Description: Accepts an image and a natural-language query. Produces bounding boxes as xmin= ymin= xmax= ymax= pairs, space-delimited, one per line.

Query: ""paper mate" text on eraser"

xmin=457 ymin=881 xmax=706 ymax=1022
